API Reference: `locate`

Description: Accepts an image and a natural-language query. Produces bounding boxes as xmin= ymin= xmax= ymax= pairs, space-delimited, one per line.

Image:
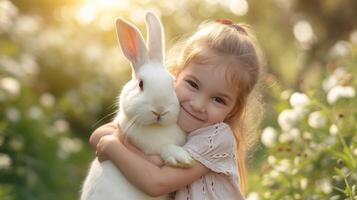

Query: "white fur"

xmin=80 ymin=12 xmax=193 ymax=200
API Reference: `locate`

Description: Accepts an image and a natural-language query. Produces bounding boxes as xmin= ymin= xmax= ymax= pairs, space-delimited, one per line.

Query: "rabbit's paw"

xmin=161 ymin=145 xmax=194 ymax=168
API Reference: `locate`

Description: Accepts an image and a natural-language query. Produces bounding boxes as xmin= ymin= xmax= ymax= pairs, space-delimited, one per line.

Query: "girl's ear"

xmin=116 ymin=18 xmax=149 ymax=72
xmin=145 ymin=12 xmax=164 ymax=64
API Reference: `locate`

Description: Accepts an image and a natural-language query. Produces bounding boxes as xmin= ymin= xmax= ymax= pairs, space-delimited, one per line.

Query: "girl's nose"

xmin=190 ymin=97 xmax=206 ymax=113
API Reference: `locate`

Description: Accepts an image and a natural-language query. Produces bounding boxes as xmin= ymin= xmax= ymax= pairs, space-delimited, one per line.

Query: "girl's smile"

xmin=174 ymin=60 xmax=238 ymax=133
xmin=180 ymin=104 xmax=205 ymax=122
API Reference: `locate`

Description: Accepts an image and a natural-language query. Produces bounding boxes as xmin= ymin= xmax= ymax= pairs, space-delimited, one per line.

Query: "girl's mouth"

xmin=181 ymin=105 xmax=205 ymax=122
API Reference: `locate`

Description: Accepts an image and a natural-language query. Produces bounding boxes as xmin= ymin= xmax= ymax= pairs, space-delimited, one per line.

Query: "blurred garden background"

xmin=0 ymin=0 xmax=356 ymax=199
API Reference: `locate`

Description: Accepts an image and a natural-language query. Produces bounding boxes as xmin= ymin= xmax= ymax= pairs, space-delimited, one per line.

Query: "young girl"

xmin=90 ymin=19 xmax=263 ymax=199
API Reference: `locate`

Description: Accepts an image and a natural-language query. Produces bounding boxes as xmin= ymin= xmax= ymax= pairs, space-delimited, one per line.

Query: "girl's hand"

xmin=89 ymin=122 xmax=118 ymax=150
xmin=96 ymin=134 xmax=122 ymax=162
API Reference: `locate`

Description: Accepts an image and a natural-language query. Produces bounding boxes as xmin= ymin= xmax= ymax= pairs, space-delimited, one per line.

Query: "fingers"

xmin=96 ymin=150 xmax=108 ymax=162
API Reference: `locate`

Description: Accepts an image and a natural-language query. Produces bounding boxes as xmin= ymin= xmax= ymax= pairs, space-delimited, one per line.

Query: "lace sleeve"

xmin=183 ymin=123 xmax=237 ymax=175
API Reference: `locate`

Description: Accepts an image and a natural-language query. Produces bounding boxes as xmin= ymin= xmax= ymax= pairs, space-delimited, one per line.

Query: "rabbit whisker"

xmin=122 ymin=115 xmax=138 ymax=143
xmin=91 ymin=108 xmax=118 ymax=128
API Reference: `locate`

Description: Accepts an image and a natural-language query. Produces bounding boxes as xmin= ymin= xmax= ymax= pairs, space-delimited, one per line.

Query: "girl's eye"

xmin=213 ymin=97 xmax=226 ymax=105
xmin=186 ymin=80 xmax=199 ymax=89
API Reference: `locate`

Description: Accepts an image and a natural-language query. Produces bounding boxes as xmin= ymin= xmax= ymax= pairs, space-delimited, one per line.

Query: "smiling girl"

xmin=91 ymin=19 xmax=264 ymax=199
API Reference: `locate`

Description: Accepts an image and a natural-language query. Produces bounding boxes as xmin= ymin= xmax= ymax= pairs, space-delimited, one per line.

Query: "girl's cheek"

xmin=174 ymin=82 xmax=187 ymax=98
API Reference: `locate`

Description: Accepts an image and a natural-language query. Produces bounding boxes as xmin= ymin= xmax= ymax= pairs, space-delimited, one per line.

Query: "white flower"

xmin=54 ymin=119 xmax=69 ymax=133
xmin=0 ymin=153 xmax=11 ymax=169
xmin=278 ymin=128 xmax=300 ymax=143
xmin=1 ymin=77 xmax=20 ymax=95
xmin=302 ymin=131 xmax=312 ymax=140
xmin=325 ymin=135 xmax=337 ymax=145
xmin=0 ymin=0 xmax=18 ymax=33
xmin=280 ymin=89 xmax=293 ymax=100
xmin=261 ymin=127 xmax=277 ymax=148
xmin=300 ymin=178 xmax=308 ymax=189
xmin=0 ymin=0 xmax=18 ymax=18
xmin=323 ymin=76 xmax=338 ymax=93
xmin=278 ymin=132 xmax=292 ymax=143
xmin=293 ymin=106 xmax=309 ymax=119
xmin=83 ymin=42 xmax=103 ymax=63
xmin=309 ymin=142 xmax=318 ymax=149
xmin=327 ymin=85 xmax=355 ymax=104
xmin=262 ymin=174 xmax=273 ymax=187
xmin=246 ymin=192 xmax=260 ymax=200
xmin=344 ymin=87 xmax=356 ymax=97
xmin=267 ymin=155 xmax=277 ymax=165
xmin=353 ymin=148 xmax=357 ymax=157
xmin=294 ymin=156 xmax=301 ymax=165
xmin=275 ymin=159 xmax=291 ymax=173
xmin=36 ymin=29 xmax=65 ymax=50
xmin=329 ymin=124 xmax=338 ymax=135
xmin=13 ymin=15 xmax=42 ymax=36
xmin=0 ymin=57 xmax=21 ymax=77
xmin=28 ymin=106 xmax=43 ymax=119
xmin=322 ymin=67 xmax=347 ymax=92
xmin=278 ymin=109 xmax=299 ymax=131
xmin=58 ymin=137 xmax=83 ymax=159
xmin=20 ymin=53 xmax=39 ymax=76
xmin=334 ymin=67 xmax=348 ymax=78
xmin=269 ymin=169 xmax=280 ymax=178
xmin=263 ymin=191 xmax=272 ymax=199
xmin=288 ymin=92 xmax=310 ymax=119
xmin=317 ymin=178 xmax=333 ymax=194
xmin=329 ymin=40 xmax=351 ymax=58
xmin=290 ymin=92 xmax=310 ymax=108
xmin=330 ymin=195 xmax=341 ymax=200
xmin=288 ymin=128 xmax=301 ymax=140
xmin=40 ymin=93 xmax=55 ymax=107
xmin=293 ymin=20 xmax=314 ymax=44
xmin=5 ymin=107 xmax=20 ymax=122
xmin=308 ymin=111 xmax=327 ymax=129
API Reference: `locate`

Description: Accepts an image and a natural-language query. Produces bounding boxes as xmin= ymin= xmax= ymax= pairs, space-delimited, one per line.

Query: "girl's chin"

xmin=177 ymin=117 xmax=202 ymax=133
xmin=177 ymin=108 xmax=206 ymax=133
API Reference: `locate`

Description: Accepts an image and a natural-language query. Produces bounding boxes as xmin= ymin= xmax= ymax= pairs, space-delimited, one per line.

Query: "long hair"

xmin=167 ymin=22 xmax=264 ymax=193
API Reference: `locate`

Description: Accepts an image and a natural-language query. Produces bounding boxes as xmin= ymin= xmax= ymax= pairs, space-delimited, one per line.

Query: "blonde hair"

xmin=167 ymin=22 xmax=264 ymax=193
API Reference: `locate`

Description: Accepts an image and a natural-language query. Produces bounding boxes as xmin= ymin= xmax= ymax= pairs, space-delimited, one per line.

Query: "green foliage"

xmin=254 ymin=54 xmax=357 ymax=199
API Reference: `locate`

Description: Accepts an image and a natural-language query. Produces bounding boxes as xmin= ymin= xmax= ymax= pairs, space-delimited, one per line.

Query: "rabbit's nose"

xmin=152 ymin=110 xmax=169 ymax=121
xmin=151 ymin=110 xmax=168 ymax=117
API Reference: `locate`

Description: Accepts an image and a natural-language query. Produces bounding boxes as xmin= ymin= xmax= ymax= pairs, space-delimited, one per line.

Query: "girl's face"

xmin=174 ymin=61 xmax=238 ymax=133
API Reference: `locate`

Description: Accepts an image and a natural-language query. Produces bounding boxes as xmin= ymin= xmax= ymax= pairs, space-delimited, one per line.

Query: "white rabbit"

xmin=80 ymin=12 xmax=193 ymax=200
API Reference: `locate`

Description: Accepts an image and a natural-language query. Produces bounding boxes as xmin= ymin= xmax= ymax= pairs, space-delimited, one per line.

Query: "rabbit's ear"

xmin=146 ymin=12 xmax=164 ymax=64
xmin=116 ymin=18 xmax=149 ymax=71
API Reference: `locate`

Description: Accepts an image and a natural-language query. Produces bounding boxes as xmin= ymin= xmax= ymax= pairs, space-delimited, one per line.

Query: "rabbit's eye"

xmin=139 ymin=80 xmax=144 ymax=91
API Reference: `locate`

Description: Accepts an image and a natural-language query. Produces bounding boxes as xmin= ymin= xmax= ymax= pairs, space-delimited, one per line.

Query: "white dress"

xmin=172 ymin=122 xmax=244 ymax=200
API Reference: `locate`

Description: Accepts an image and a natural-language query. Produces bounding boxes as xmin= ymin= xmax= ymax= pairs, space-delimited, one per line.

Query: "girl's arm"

xmin=90 ymin=123 xmax=164 ymax=166
xmin=97 ymin=134 xmax=210 ymax=197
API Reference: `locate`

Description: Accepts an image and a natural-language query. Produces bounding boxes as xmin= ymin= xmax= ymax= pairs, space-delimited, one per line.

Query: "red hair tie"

xmin=216 ymin=19 xmax=233 ymax=25
xmin=216 ymin=19 xmax=247 ymax=35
